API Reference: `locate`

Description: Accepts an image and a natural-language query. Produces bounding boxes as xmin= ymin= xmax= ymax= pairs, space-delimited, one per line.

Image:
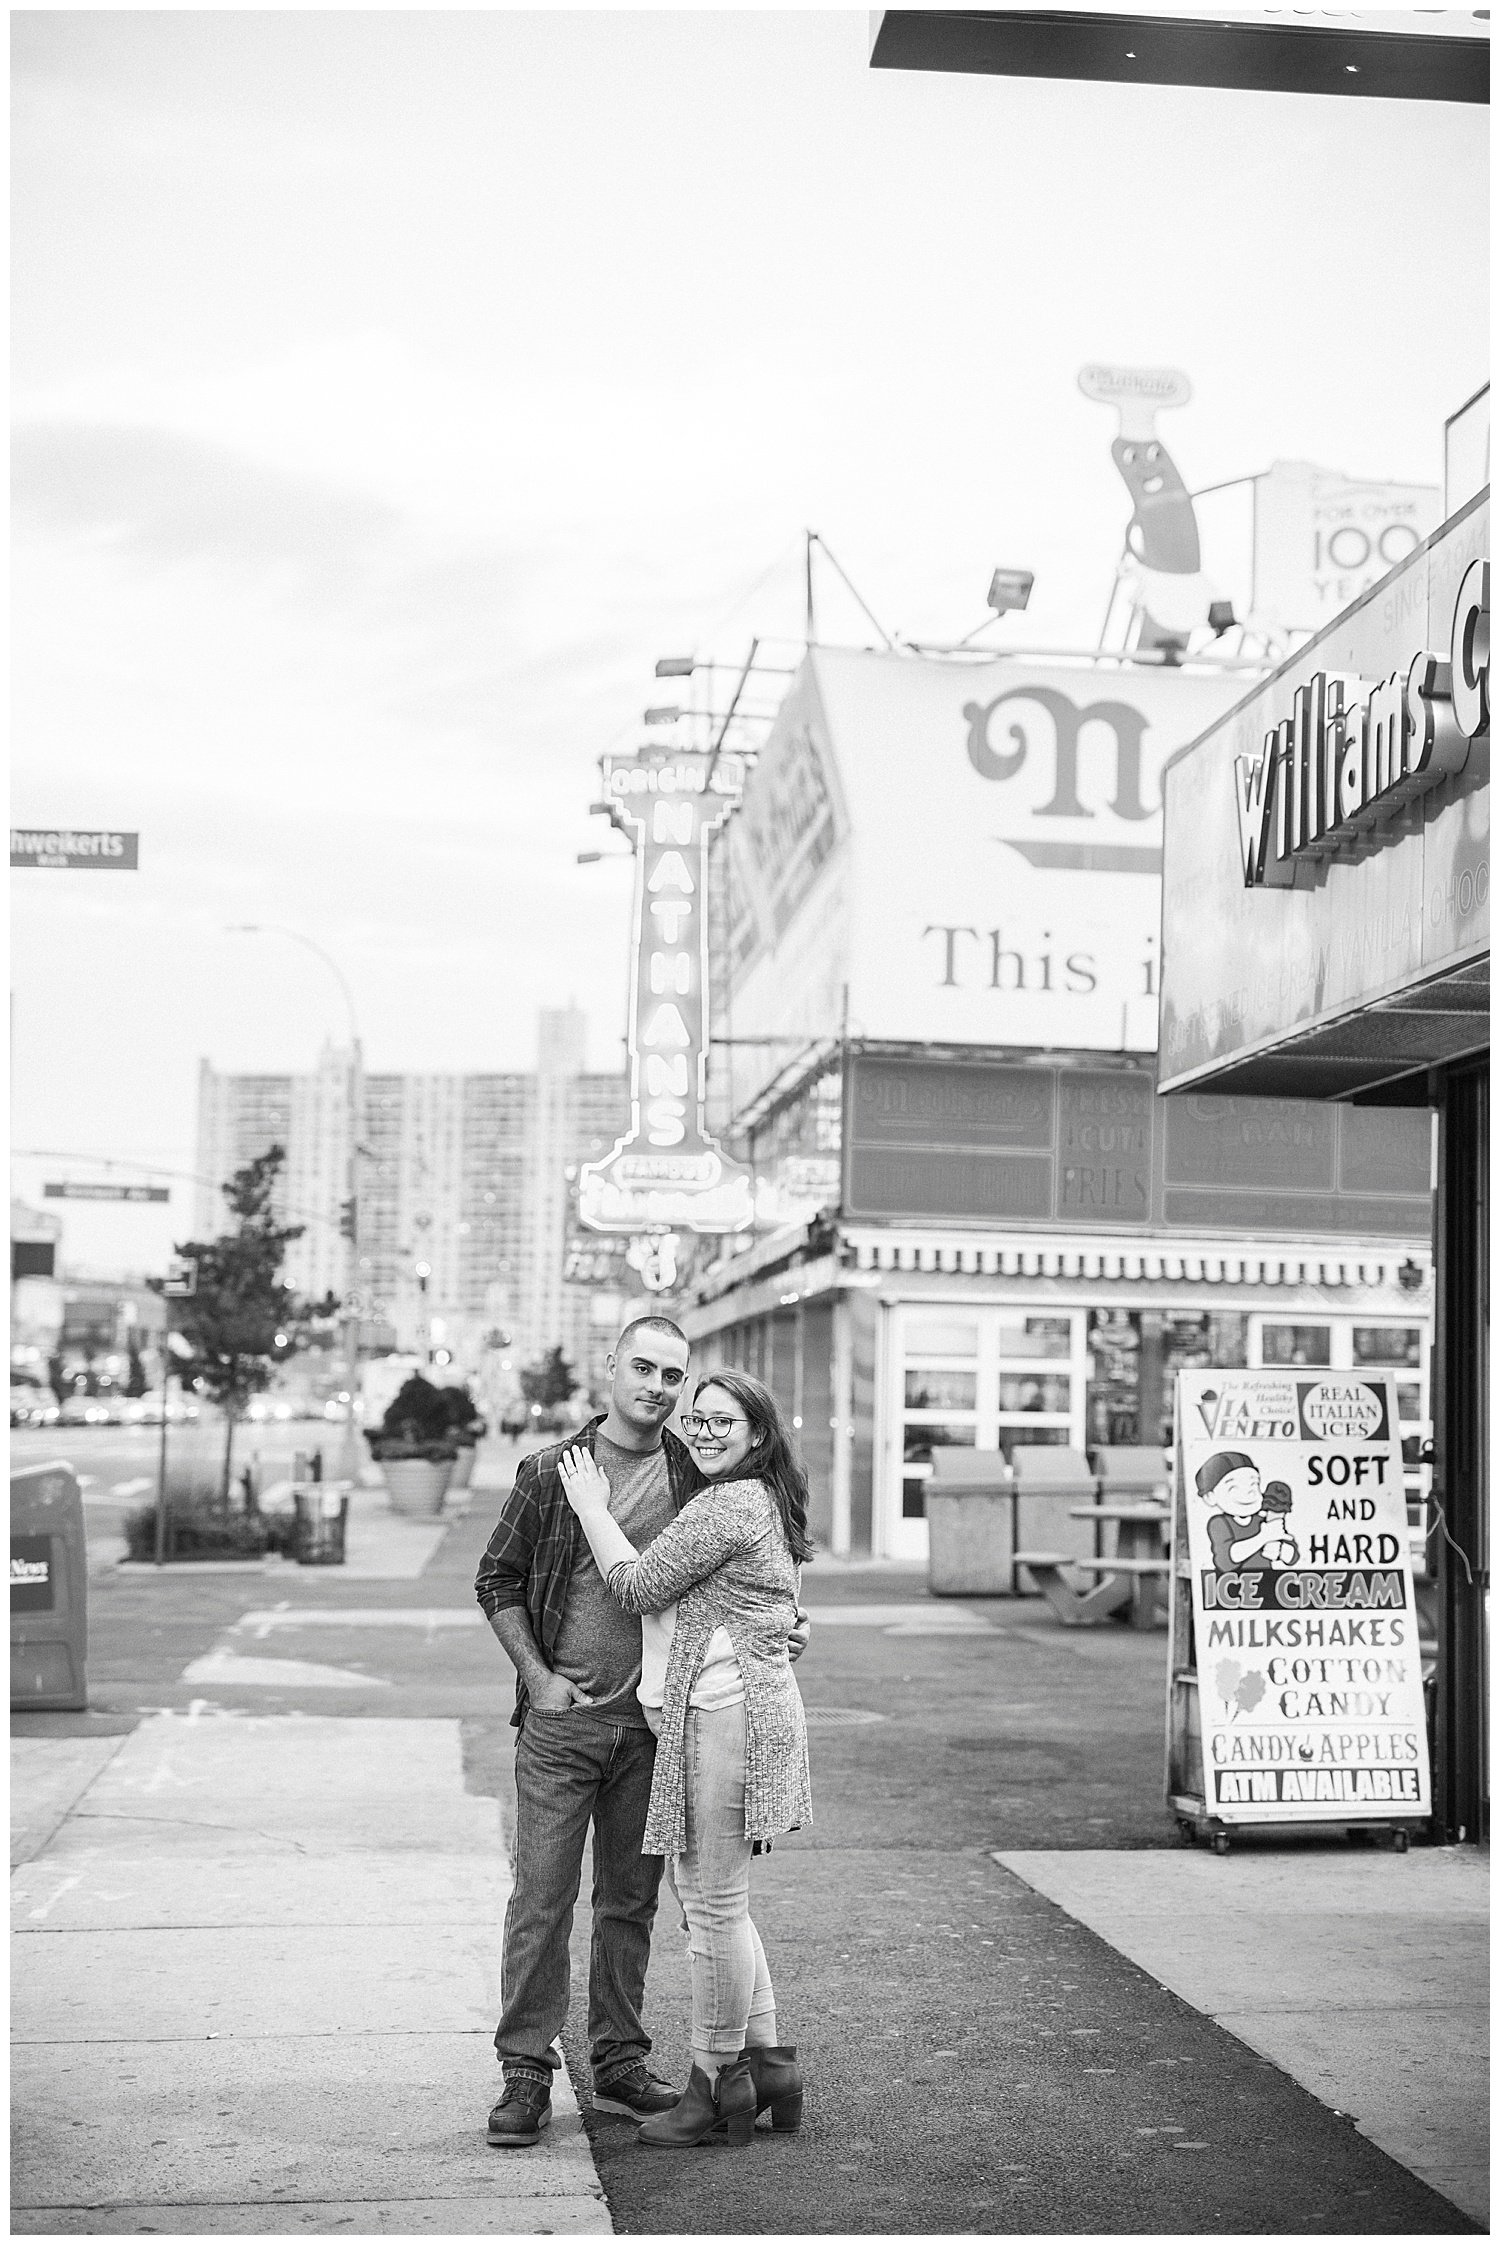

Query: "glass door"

xmin=884 ymin=1304 xmax=1087 ymax=1561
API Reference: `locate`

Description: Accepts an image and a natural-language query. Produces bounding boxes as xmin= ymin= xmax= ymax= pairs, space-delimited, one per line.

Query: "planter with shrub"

xmin=367 ymin=1374 xmax=459 ymax=1515
xmin=442 ymin=1384 xmax=488 ymax=1490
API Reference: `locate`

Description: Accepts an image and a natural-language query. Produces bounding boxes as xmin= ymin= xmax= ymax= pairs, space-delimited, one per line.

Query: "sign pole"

xmin=153 ymin=1366 xmax=171 ymax=1567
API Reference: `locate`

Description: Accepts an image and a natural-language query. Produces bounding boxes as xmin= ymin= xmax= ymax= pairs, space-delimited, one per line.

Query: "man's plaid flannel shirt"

xmin=474 ymin=1412 xmax=702 ymax=1727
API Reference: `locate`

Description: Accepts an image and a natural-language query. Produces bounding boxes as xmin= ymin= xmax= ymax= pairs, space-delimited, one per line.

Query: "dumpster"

xmin=1011 ymin=1447 xmax=1100 ymax=1588
xmin=11 ymin=1461 xmax=88 ymax=1711
xmin=926 ymin=1449 xmax=1015 ymax=1595
xmin=292 ymin=1482 xmax=351 ymax=1567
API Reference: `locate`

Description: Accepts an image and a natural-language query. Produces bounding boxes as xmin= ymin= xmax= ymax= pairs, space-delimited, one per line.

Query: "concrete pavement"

xmin=11 ymin=1713 xmax=609 ymax=2234
xmin=999 ymin=1847 xmax=1488 ymax=2228
xmin=11 ymin=1441 xmax=1487 ymax=2233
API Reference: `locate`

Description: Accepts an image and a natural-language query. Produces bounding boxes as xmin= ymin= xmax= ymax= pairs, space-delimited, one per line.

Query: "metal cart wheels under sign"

xmin=1166 ymin=1369 xmax=1429 ymax=1854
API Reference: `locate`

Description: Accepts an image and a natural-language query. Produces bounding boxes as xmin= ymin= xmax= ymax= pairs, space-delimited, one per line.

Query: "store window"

xmin=1259 ymin=1322 xmax=1332 ymax=1366
xmin=1086 ymin=1310 xmax=1249 ymax=1449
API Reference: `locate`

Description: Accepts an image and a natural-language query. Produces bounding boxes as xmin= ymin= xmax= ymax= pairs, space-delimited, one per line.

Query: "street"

xmin=10 ymin=1442 xmax=1481 ymax=2234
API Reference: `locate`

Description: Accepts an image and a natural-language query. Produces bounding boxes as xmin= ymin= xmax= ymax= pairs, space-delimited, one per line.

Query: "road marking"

xmin=27 ymin=1876 xmax=82 ymax=1922
xmin=181 ymin=1647 xmax=393 ymax=1690
xmin=801 ymin=1603 xmax=995 ymax=1634
xmin=111 ymin=1477 xmax=153 ymax=1497
xmin=233 ymin=1606 xmax=486 ymax=1637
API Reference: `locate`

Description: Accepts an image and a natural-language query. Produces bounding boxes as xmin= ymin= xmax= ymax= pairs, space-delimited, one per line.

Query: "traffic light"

xmin=339 ymin=1198 xmax=357 ymax=1243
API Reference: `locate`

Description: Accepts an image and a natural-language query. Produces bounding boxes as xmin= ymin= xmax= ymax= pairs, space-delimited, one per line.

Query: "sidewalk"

xmin=11 ymin=1714 xmax=610 ymax=2234
xmin=14 ymin=1458 xmax=1487 ymax=2234
xmin=999 ymin=1845 xmax=1488 ymax=2228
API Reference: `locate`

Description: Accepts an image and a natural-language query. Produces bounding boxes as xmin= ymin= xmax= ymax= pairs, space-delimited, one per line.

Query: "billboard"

xmin=1251 ymin=463 xmax=1441 ymax=638
xmin=726 ymin=649 xmax=1247 ymax=1107
xmin=842 ymin=1053 xmax=1430 ymax=1237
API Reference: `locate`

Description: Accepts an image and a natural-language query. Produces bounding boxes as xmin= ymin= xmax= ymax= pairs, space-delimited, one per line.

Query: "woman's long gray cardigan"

xmin=606 ymin=1475 xmax=813 ymax=1859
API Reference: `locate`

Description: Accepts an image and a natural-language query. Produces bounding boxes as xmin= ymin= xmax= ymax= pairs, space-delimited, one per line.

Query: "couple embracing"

xmin=474 ymin=1314 xmax=814 ymax=2150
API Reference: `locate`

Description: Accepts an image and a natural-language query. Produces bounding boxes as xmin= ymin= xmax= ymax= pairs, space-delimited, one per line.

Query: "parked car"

xmin=58 ymin=1394 xmax=113 ymax=1427
xmin=121 ymin=1393 xmax=165 ymax=1426
xmin=10 ymin=1383 xmax=51 ymax=1427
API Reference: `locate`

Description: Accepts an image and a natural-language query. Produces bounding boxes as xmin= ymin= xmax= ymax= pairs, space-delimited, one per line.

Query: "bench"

xmin=1013 ymin=1550 xmax=1170 ymax=1629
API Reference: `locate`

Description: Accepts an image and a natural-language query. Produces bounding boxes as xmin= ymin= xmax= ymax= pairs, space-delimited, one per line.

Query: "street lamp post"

xmin=225 ymin=924 xmax=366 ymax=1484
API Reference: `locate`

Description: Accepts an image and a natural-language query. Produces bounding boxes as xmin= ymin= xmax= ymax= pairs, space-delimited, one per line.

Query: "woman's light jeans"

xmin=670 ymin=1699 xmax=777 ymax=2056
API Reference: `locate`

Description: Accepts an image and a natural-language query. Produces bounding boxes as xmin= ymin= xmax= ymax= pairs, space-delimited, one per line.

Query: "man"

xmin=475 ymin=1314 xmax=700 ymax=2147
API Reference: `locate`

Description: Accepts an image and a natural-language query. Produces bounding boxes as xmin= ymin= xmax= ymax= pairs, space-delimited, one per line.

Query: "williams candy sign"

xmin=579 ymin=750 xmax=754 ymax=1236
xmin=1174 ymin=1368 xmax=1430 ymax=1827
xmin=1235 ymin=558 xmax=1488 ymax=887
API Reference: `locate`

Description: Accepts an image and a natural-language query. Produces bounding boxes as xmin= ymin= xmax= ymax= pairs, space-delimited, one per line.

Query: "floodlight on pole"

xmin=986 ymin=568 xmax=1035 ymax=615
xmin=643 ymin=706 xmax=682 ymax=724
xmin=654 ymin=656 xmax=696 ymax=677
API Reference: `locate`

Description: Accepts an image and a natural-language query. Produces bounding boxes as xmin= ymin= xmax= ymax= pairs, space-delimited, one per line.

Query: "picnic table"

xmin=1013 ymin=1501 xmax=1171 ymax=1630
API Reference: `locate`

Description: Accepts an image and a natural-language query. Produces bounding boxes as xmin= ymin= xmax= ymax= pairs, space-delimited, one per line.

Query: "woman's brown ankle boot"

xmin=745 ymin=2044 xmax=803 ymax=2132
xmin=638 ymin=2058 xmax=756 ymax=2148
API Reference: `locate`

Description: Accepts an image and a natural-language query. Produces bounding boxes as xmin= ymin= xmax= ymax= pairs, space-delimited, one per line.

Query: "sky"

xmin=10 ymin=7 xmax=1488 ymax=1277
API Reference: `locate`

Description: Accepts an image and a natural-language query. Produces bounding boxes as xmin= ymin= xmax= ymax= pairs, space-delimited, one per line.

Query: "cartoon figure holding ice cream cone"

xmin=1195 ymin=1451 xmax=1299 ymax=1571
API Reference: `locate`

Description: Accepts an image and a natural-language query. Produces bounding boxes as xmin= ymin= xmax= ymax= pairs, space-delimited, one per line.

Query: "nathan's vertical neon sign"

xmin=579 ymin=751 xmax=754 ymax=1236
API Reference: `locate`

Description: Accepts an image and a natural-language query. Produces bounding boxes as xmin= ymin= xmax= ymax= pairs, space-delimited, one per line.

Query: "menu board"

xmin=1174 ymin=1369 xmax=1430 ymax=1825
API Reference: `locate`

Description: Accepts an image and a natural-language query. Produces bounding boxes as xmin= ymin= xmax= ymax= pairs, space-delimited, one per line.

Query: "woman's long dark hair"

xmin=693 ymin=1368 xmax=814 ymax=1564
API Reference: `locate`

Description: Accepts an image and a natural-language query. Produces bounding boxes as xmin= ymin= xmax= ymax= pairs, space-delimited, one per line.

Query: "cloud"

xmin=11 ymin=419 xmax=404 ymax=581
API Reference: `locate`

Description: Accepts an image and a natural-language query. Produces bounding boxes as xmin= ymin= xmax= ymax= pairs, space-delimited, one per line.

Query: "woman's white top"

xmin=639 ymin=1609 xmax=744 ymax=1712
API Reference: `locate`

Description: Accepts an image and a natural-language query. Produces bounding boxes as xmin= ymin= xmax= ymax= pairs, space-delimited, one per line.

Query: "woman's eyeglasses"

xmin=679 ymin=1412 xmax=750 ymax=1439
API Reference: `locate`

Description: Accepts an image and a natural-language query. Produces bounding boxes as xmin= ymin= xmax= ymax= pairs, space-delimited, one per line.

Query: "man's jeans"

xmin=496 ymin=1708 xmax=664 ymax=2085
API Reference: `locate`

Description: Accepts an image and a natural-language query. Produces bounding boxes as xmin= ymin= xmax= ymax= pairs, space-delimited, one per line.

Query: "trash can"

xmin=11 ymin=1461 xmax=88 ymax=1711
xmin=1011 ymin=1447 xmax=1099 ymax=1587
xmin=926 ymin=1450 xmax=1016 ymax=1595
xmin=1091 ymin=1445 xmax=1171 ymax=1500
xmin=292 ymin=1483 xmax=351 ymax=1567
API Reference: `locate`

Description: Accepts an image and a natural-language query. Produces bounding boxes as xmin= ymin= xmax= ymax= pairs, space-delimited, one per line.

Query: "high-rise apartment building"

xmin=194 ymin=1009 xmax=628 ymax=1384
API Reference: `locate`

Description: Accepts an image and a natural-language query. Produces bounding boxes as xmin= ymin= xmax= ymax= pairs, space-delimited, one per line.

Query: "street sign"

xmin=11 ymin=829 xmax=140 ymax=870
xmin=44 ymin=1182 xmax=169 ymax=1204
xmin=161 ymin=1257 xmax=198 ymax=1298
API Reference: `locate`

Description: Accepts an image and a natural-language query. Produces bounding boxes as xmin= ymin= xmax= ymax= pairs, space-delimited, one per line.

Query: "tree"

xmin=124 ymin=1337 xmax=149 ymax=1398
xmin=149 ymin=1146 xmax=334 ymax=1504
xmin=520 ymin=1345 xmax=579 ymax=1415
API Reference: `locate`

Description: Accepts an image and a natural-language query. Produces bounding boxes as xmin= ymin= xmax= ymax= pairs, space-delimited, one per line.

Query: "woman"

xmin=557 ymin=1367 xmax=813 ymax=2149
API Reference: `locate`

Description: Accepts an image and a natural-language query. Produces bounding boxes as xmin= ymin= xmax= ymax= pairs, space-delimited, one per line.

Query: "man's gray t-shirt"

xmin=549 ymin=1434 xmax=677 ymax=1725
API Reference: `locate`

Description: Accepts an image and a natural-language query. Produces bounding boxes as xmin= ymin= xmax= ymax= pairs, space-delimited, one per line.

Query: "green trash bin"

xmin=11 ymin=1461 xmax=88 ymax=1711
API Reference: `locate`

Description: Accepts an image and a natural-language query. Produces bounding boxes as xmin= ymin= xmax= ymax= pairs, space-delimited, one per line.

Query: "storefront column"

xmin=830 ymin=1291 xmax=853 ymax=1556
xmin=1431 ymin=1056 xmax=1489 ymax=1843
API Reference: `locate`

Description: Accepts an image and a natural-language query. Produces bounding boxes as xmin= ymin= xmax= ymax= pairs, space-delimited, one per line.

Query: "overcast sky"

xmin=11 ymin=8 xmax=1487 ymax=1276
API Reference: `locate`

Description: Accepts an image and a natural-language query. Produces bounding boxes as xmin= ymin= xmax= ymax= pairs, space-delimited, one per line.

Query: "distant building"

xmin=194 ymin=1009 xmax=629 ymax=1385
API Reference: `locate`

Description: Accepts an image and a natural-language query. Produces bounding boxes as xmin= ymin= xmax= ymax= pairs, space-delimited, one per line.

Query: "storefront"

xmin=1156 ymin=407 xmax=1488 ymax=1841
xmin=683 ymin=645 xmax=1435 ymax=1568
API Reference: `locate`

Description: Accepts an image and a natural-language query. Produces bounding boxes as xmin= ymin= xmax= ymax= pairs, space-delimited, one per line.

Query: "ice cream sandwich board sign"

xmin=1167 ymin=1368 xmax=1430 ymax=1847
